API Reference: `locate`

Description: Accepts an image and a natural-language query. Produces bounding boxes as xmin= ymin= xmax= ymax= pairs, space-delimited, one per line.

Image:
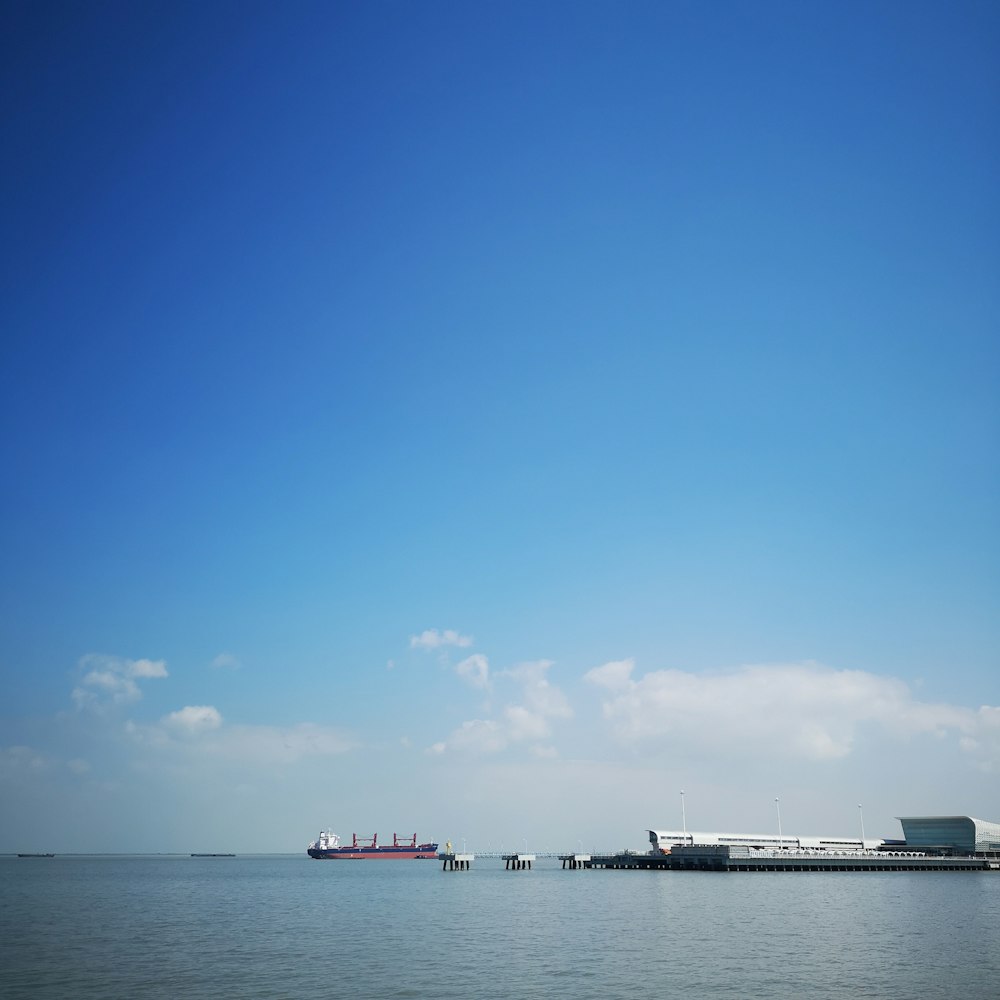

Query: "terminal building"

xmin=649 ymin=815 xmax=1000 ymax=859
xmin=648 ymin=830 xmax=882 ymax=853
xmin=897 ymin=816 xmax=1000 ymax=858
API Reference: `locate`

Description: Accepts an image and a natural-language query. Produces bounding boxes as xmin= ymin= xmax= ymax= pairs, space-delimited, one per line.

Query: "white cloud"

xmin=958 ymin=705 xmax=1000 ymax=773
xmin=129 ymin=659 xmax=169 ymax=679
xmin=456 ymin=654 xmax=490 ymax=689
xmin=431 ymin=660 xmax=572 ymax=756
xmin=447 ymin=719 xmax=508 ymax=754
xmin=504 ymin=704 xmax=551 ymax=742
xmin=126 ymin=711 xmax=355 ymax=765
xmin=211 ymin=653 xmax=241 ymax=670
xmin=584 ymin=659 xmax=1000 ymax=767
xmin=72 ymin=654 xmax=168 ymax=710
xmin=163 ymin=705 xmax=223 ymax=735
xmin=0 ymin=745 xmax=48 ymax=775
xmin=585 ymin=658 xmax=636 ymax=693
xmin=409 ymin=629 xmax=473 ymax=650
xmin=504 ymin=660 xmax=572 ymax=720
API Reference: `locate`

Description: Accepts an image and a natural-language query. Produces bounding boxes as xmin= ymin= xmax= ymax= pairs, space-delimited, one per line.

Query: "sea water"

xmin=1 ymin=855 xmax=997 ymax=999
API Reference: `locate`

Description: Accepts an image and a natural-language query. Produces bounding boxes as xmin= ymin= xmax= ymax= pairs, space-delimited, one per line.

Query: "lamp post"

xmin=858 ymin=804 xmax=866 ymax=847
xmin=775 ymin=797 xmax=782 ymax=839
xmin=680 ymin=790 xmax=687 ymax=843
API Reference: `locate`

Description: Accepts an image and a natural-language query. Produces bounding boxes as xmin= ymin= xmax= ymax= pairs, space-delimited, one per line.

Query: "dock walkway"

xmin=586 ymin=846 xmax=994 ymax=872
xmin=437 ymin=847 xmax=997 ymax=873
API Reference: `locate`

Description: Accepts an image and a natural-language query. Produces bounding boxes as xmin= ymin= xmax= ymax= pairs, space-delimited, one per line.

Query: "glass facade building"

xmin=897 ymin=816 xmax=1000 ymax=855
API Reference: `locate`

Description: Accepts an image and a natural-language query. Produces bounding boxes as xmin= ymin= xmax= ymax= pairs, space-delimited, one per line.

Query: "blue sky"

xmin=2 ymin=0 xmax=998 ymax=853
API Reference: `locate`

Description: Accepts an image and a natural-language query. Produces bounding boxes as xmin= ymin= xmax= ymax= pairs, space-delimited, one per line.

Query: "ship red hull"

xmin=308 ymin=847 xmax=437 ymax=860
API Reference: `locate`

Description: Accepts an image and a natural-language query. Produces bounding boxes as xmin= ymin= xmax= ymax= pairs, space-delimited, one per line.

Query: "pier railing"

xmin=449 ymin=851 xmax=619 ymax=859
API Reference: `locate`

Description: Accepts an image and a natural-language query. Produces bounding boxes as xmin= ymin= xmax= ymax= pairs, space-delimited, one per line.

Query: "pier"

xmin=439 ymin=852 xmax=474 ymax=871
xmin=436 ymin=845 xmax=998 ymax=874
xmin=586 ymin=852 xmax=653 ymax=870
xmin=502 ymin=853 xmax=535 ymax=870
xmin=585 ymin=846 xmax=996 ymax=872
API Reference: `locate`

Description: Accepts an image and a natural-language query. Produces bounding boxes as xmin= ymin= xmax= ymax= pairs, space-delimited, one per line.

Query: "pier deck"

xmin=585 ymin=846 xmax=994 ymax=872
xmin=502 ymin=853 xmax=536 ymax=870
xmin=439 ymin=852 xmax=475 ymax=871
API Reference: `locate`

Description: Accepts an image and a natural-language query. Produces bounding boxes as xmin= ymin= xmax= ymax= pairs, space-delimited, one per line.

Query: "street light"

xmin=775 ymin=797 xmax=782 ymax=839
xmin=858 ymin=804 xmax=865 ymax=846
xmin=680 ymin=790 xmax=687 ymax=842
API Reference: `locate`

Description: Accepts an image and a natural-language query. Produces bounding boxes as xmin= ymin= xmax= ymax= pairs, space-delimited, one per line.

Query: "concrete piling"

xmin=439 ymin=853 xmax=474 ymax=871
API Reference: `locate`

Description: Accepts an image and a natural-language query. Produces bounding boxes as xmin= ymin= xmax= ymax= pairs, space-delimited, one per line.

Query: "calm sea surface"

xmin=1 ymin=854 xmax=997 ymax=999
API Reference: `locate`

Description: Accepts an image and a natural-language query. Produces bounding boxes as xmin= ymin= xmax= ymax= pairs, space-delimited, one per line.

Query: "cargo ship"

xmin=307 ymin=830 xmax=438 ymax=859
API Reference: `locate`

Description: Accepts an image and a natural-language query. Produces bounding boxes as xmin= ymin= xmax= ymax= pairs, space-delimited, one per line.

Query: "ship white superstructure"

xmin=309 ymin=830 xmax=341 ymax=851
